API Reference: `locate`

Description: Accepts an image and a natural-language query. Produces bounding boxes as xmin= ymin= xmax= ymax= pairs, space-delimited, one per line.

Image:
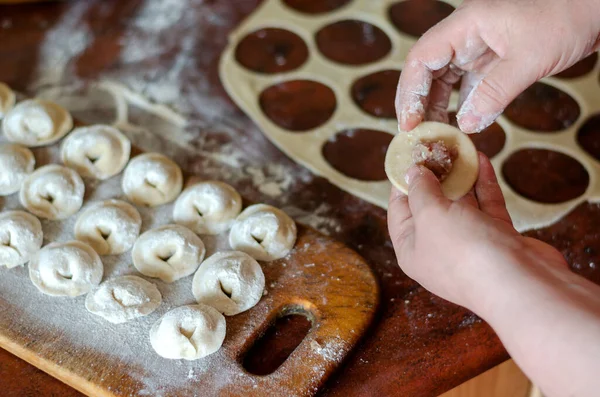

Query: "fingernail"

xmin=405 ymin=165 xmax=421 ymax=185
xmin=456 ymin=112 xmax=481 ymax=133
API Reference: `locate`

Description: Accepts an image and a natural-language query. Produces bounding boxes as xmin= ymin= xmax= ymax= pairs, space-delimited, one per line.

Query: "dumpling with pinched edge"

xmin=192 ymin=251 xmax=265 ymax=316
xmin=0 ymin=211 xmax=43 ymax=269
xmin=74 ymin=200 xmax=142 ymax=255
xmin=122 ymin=153 xmax=183 ymax=207
xmin=132 ymin=225 xmax=206 ymax=283
xmin=173 ymin=181 xmax=242 ymax=235
xmin=61 ymin=125 xmax=131 ymax=180
xmin=85 ymin=275 xmax=162 ymax=324
xmin=20 ymin=164 xmax=85 ymax=220
xmin=229 ymin=204 xmax=297 ymax=261
xmin=0 ymin=143 xmax=35 ymax=196
xmin=149 ymin=304 xmax=226 ymax=360
xmin=29 ymin=241 xmax=103 ymax=297
xmin=2 ymin=99 xmax=73 ymax=147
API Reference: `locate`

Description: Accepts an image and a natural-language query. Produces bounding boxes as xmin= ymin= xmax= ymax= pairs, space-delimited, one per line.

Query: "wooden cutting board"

xmin=0 ymin=122 xmax=379 ymax=396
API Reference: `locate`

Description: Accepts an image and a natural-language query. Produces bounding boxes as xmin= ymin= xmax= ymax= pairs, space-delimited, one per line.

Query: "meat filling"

xmin=411 ymin=140 xmax=458 ymax=181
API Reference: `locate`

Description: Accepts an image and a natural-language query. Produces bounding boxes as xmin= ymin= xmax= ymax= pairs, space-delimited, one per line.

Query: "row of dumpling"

xmin=0 ymin=82 xmax=297 ymax=360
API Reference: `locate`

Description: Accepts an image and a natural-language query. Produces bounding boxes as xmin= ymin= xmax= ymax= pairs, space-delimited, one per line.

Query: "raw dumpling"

xmin=192 ymin=251 xmax=264 ymax=316
xmin=2 ymin=99 xmax=73 ymax=147
xmin=0 ymin=82 xmax=16 ymax=119
xmin=173 ymin=181 xmax=242 ymax=235
xmin=85 ymin=275 xmax=162 ymax=323
xmin=150 ymin=304 xmax=226 ymax=360
xmin=122 ymin=153 xmax=183 ymax=207
xmin=74 ymin=199 xmax=142 ymax=255
xmin=29 ymin=241 xmax=103 ymax=297
xmin=384 ymin=121 xmax=479 ymax=200
xmin=229 ymin=204 xmax=297 ymax=261
xmin=0 ymin=211 xmax=43 ymax=268
xmin=61 ymin=125 xmax=131 ymax=180
xmin=0 ymin=143 xmax=35 ymax=196
xmin=20 ymin=164 xmax=85 ymax=220
xmin=132 ymin=224 xmax=206 ymax=283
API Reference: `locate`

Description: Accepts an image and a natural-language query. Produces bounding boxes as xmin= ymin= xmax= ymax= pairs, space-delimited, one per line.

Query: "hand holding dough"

xmin=61 ymin=125 xmax=131 ymax=180
xmin=0 ymin=143 xmax=35 ymax=196
xmin=74 ymin=200 xmax=142 ymax=255
xmin=85 ymin=275 xmax=162 ymax=324
xmin=0 ymin=82 xmax=16 ymax=119
xmin=385 ymin=122 xmax=479 ymax=200
xmin=29 ymin=241 xmax=103 ymax=297
xmin=20 ymin=164 xmax=85 ymax=220
xmin=229 ymin=204 xmax=297 ymax=261
xmin=0 ymin=211 xmax=43 ymax=269
xmin=132 ymin=224 xmax=206 ymax=283
xmin=173 ymin=181 xmax=242 ymax=235
xmin=2 ymin=99 xmax=73 ymax=147
xmin=192 ymin=251 xmax=265 ymax=316
xmin=150 ymin=304 xmax=226 ymax=360
xmin=122 ymin=153 xmax=183 ymax=207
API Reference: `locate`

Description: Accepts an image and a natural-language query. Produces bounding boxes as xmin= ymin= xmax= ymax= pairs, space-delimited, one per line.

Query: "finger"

xmin=396 ymin=18 xmax=460 ymax=131
xmin=456 ymin=58 xmax=538 ymax=133
xmin=456 ymin=189 xmax=478 ymax=208
xmin=474 ymin=152 xmax=512 ymax=224
xmin=388 ymin=187 xmax=414 ymax=254
xmin=426 ymin=66 xmax=463 ymax=123
xmin=406 ymin=165 xmax=449 ymax=215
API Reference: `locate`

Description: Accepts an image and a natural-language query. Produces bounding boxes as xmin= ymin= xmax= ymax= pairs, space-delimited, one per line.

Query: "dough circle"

xmin=74 ymin=200 xmax=142 ymax=255
xmin=192 ymin=251 xmax=265 ymax=316
xmin=85 ymin=275 xmax=162 ymax=324
xmin=173 ymin=181 xmax=242 ymax=235
xmin=122 ymin=153 xmax=183 ymax=207
xmin=229 ymin=204 xmax=297 ymax=261
xmin=150 ymin=304 xmax=226 ymax=360
xmin=29 ymin=241 xmax=104 ymax=297
xmin=0 ymin=143 xmax=35 ymax=196
xmin=20 ymin=164 xmax=85 ymax=220
xmin=61 ymin=125 xmax=131 ymax=180
xmin=2 ymin=99 xmax=73 ymax=147
xmin=132 ymin=224 xmax=206 ymax=283
xmin=384 ymin=121 xmax=479 ymax=200
xmin=0 ymin=82 xmax=16 ymax=118
xmin=0 ymin=211 xmax=43 ymax=269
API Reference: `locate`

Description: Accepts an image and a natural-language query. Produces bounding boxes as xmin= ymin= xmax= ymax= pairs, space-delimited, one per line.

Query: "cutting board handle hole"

xmin=241 ymin=309 xmax=313 ymax=376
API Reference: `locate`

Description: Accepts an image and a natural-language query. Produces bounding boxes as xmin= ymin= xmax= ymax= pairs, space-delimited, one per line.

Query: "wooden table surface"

xmin=1 ymin=1 xmax=599 ymax=396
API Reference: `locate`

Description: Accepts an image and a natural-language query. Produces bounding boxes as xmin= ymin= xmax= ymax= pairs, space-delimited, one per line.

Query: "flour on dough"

xmin=122 ymin=152 xmax=183 ymax=207
xmin=192 ymin=251 xmax=264 ymax=316
xmin=0 ymin=211 xmax=43 ymax=269
xmin=20 ymin=164 xmax=85 ymax=220
xmin=0 ymin=143 xmax=35 ymax=196
xmin=229 ymin=204 xmax=297 ymax=261
xmin=173 ymin=181 xmax=242 ymax=235
xmin=74 ymin=199 xmax=142 ymax=255
xmin=29 ymin=241 xmax=103 ymax=297
xmin=85 ymin=275 xmax=162 ymax=324
xmin=133 ymin=224 xmax=206 ymax=283
xmin=61 ymin=125 xmax=131 ymax=180
xmin=149 ymin=304 xmax=226 ymax=360
xmin=2 ymin=99 xmax=73 ymax=147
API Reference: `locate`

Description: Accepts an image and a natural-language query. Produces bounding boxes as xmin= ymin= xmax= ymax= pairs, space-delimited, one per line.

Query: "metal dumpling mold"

xmin=219 ymin=0 xmax=600 ymax=232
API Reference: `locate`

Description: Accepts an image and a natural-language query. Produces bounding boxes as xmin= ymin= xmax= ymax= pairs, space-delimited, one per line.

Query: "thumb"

xmin=456 ymin=58 xmax=538 ymax=133
xmin=406 ymin=165 xmax=449 ymax=216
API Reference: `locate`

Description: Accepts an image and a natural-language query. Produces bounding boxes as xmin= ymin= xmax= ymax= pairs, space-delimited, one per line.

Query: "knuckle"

xmin=475 ymin=78 xmax=510 ymax=110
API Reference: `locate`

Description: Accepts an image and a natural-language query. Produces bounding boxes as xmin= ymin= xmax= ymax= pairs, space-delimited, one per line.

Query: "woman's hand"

xmin=396 ymin=0 xmax=600 ymax=133
xmin=388 ymin=153 xmax=569 ymax=309
xmin=388 ymin=153 xmax=600 ymax=396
